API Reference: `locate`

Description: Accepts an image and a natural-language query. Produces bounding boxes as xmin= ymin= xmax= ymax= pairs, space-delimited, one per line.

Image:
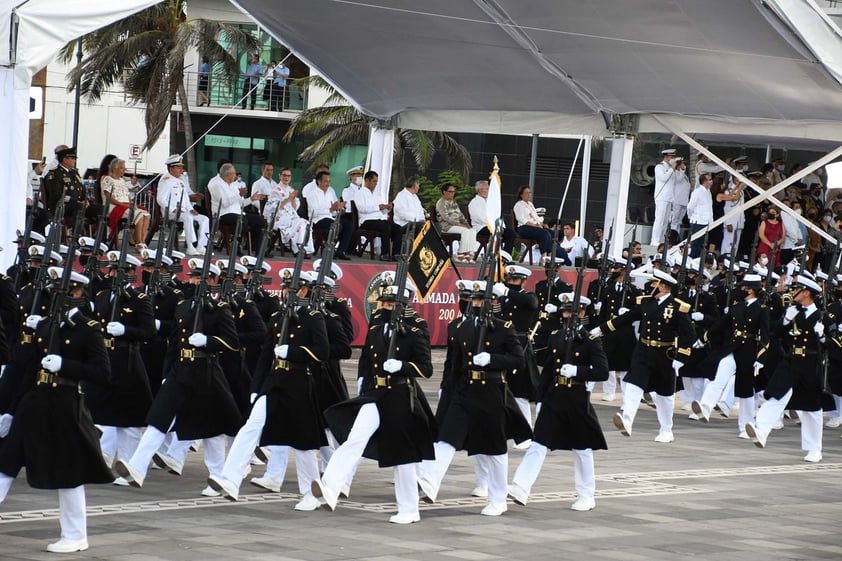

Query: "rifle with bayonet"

xmin=190 ymin=201 xmax=224 ymax=336
xmin=245 ymin=201 xmax=281 ymax=300
xmin=309 ymin=217 xmax=339 ymax=312
xmin=83 ymin=198 xmax=111 ymax=297
xmin=594 ymin=219 xmax=614 ymax=304
xmin=277 ymin=222 xmax=312 ymax=350
xmin=106 ymin=202 xmax=137 ymax=349
xmin=676 ymin=233 xmax=691 ymax=292
xmin=748 ymin=227 xmax=760 ymax=274
xmin=619 ymin=240 xmax=635 ymax=309
xmin=467 ymin=220 xmax=500 ymax=323
xmin=27 ymin=187 xmax=67 ymax=321
xmin=725 ymin=228 xmax=741 ymax=311
xmin=694 ymin=228 xmax=709 ymax=311
xmin=386 ymin=222 xmax=418 ymax=360
xmin=218 ymin=212 xmax=244 ymax=302
xmin=145 ymin=196 xmax=178 ymax=307
xmin=822 ymin=242 xmax=840 ymax=395
xmin=12 ymin=195 xmax=39 ymax=291
xmin=562 ymin=267 xmax=586 ymax=382
xmin=659 ymin=203 xmax=672 ymax=271
xmin=475 ymin=223 xmax=503 ymax=346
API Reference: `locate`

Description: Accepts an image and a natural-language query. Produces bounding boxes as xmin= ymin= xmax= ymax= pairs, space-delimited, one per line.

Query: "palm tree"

xmin=284 ymin=75 xmax=472 ymax=194
xmin=58 ymin=0 xmax=259 ymax=189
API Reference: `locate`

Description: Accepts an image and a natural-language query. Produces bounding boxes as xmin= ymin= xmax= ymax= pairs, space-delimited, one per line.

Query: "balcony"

xmin=181 ymin=70 xmax=307 ymax=118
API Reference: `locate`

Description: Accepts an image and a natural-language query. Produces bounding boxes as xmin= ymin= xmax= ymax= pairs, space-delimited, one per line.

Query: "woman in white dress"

xmin=264 ymin=181 xmax=314 ymax=255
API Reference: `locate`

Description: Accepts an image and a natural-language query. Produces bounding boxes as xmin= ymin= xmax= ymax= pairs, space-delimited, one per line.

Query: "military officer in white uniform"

xmin=156 ymin=155 xmax=209 ymax=256
xmin=650 ymin=149 xmax=679 ymax=246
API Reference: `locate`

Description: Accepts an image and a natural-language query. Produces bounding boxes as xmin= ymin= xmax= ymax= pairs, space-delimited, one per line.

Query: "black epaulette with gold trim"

xmin=87 ymin=320 xmax=99 ymax=327
xmin=636 ymin=295 xmax=650 ymax=305
xmin=309 ymin=310 xmax=320 ymax=316
xmin=504 ymin=320 xmax=513 ymax=328
xmin=137 ymin=292 xmax=146 ymax=299
xmin=674 ymin=298 xmax=691 ymax=313
xmin=217 ymin=300 xmax=227 ymax=308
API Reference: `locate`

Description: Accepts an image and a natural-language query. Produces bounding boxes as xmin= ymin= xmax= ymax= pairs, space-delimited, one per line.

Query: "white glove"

xmin=691 ymin=312 xmax=704 ymax=322
xmin=356 ymin=377 xmax=364 ymax=396
xmin=544 ymin=303 xmax=558 ymax=314
xmin=155 ymin=319 xmax=161 ymax=331
xmin=723 ymin=306 xmax=729 ymax=314
xmin=41 ymin=354 xmax=62 ymax=373
xmin=383 ymin=359 xmax=403 ymax=373
xmin=274 ymin=344 xmax=289 ymax=359
xmin=25 ymin=314 xmax=43 ymax=330
xmin=589 ymin=327 xmax=603 ymax=338
xmin=784 ymin=305 xmax=799 ymax=322
xmin=838 ymin=323 xmax=842 ymax=333
xmin=593 ymin=302 xmax=602 ymax=314
xmin=249 ymin=393 xmax=258 ymax=405
xmin=671 ymin=359 xmax=683 ymax=375
xmin=618 ymin=307 xmax=629 ymax=315
xmin=560 ymin=364 xmax=577 ymax=377
xmin=492 ymin=282 xmax=509 ymax=298
xmin=753 ymin=361 xmax=764 ymax=371
xmin=814 ymin=322 xmax=825 ymax=338
xmin=0 ymin=414 xmax=12 ymax=438
xmin=188 ymin=333 xmax=207 ymax=347
xmin=693 ymin=339 xmax=704 ymax=349
xmin=106 ymin=321 xmax=126 ymax=337
xmin=473 ymin=352 xmax=491 ymax=367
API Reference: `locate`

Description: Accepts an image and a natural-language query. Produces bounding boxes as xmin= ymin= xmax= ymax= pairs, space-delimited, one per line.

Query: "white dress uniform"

xmin=650 ymin=156 xmax=678 ymax=245
xmin=670 ymin=170 xmax=692 ymax=231
xmin=721 ymin=181 xmax=745 ymax=253
xmin=156 ymin=173 xmax=210 ymax=253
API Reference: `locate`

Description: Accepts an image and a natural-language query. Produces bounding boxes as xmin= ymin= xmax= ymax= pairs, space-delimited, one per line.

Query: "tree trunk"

xmin=178 ymin=81 xmax=198 ymax=196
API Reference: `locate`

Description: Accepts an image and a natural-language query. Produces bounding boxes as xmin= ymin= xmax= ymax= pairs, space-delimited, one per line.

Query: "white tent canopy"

xmin=230 ymin=0 xmax=842 ymax=143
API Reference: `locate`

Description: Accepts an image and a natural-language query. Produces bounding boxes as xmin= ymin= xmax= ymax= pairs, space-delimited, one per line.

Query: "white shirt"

xmin=393 ymin=188 xmax=426 ymax=227
xmin=686 ymin=185 xmax=713 ymax=224
xmin=468 ymin=195 xmax=489 ymax=232
xmin=673 ymin=172 xmax=692 ymax=206
xmin=340 ymin=183 xmax=360 ymax=214
xmin=560 ymin=235 xmax=593 ymax=262
xmin=207 ymin=174 xmax=247 ymax=216
xmin=157 ymin=172 xmax=195 ymax=214
xmin=654 ymin=161 xmax=677 ymax=202
xmin=27 ymin=169 xmax=39 ymax=204
xmin=301 ymin=179 xmax=317 ymax=200
xmin=305 ymin=185 xmax=338 ymax=222
xmin=355 ymin=186 xmax=387 ymax=224
xmin=723 ymin=182 xmax=745 ymax=228
xmin=251 ymin=176 xmax=277 ymax=210
xmin=780 ymin=211 xmax=800 ymax=250
xmin=513 ymin=200 xmax=541 ymax=227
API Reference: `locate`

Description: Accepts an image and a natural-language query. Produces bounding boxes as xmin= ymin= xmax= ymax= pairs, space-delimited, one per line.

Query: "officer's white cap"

xmin=28 ymin=245 xmax=62 ymax=263
xmin=378 ymin=284 xmax=411 ymax=301
xmin=313 ymin=258 xmax=343 ymax=280
xmin=652 ymin=268 xmax=678 ymax=286
xmin=170 ymin=250 xmax=185 ymax=261
xmin=816 ymin=270 xmax=829 ymax=281
xmin=468 ymin=280 xmax=488 ymax=296
xmin=794 ymin=276 xmax=821 ymax=293
xmin=140 ymin=248 xmax=173 ymax=267
xmin=733 ymin=156 xmax=748 ymax=163
xmin=661 ymin=149 xmax=676 ymax=155
xmin=499 ymin=250 xmax=513 ymax=264
xmin=241 ymin=255 xmax=271 ymax=273
xmin=346 ymin=166 xmax=364 ymax=176
xmin=47 ymin=266 xmax=89 ymax=285
xmin=504 ymin=265 xmax=531 ymax=278
xmin=106 ymin=250 xmax=141 ymax=268
xmin=557 ymin=292 xmax=591 ymax=307
xmin=165 ymin=154 xmax=184 ymax=166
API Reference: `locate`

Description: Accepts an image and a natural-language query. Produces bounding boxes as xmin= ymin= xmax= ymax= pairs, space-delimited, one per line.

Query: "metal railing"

xmin=182 ymin=70 xmax=307 ymax=112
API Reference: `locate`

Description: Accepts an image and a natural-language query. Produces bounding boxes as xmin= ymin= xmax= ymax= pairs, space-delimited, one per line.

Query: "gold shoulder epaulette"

xmin=309 ymin=310 xmax=319 ymax=316
xmin=504 ymin=320 xmax=513 ymax=328
xmin=87 ymin=320 xmax=99 ymax=327
xmin=636 ymin=295 xmax=648 ymax=305
xmin=410 ymin=326 xmax=420 ymax=333
xmin=674 ymin=298 xmax=691 ymax=313
xmin=137 ymin=292 xmax=146 ymax=299
xmin=369 ymin=324 xmax=379 ymax=330
xmin=217 ymin=300 xmax=227 ymax=308
xmin=0 ymin=274 xmax=9 ymax=281
xmin=173 ymin=288 xmax=183 ymax=295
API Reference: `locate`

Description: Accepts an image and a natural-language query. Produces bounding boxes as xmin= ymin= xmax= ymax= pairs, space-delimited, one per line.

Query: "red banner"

xmin=262 ymin=259 xmax=597 ymax=346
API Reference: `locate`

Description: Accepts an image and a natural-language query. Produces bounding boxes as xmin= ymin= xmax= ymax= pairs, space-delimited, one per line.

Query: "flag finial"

xmin=492 ymin=155 xmax=499 ymax=173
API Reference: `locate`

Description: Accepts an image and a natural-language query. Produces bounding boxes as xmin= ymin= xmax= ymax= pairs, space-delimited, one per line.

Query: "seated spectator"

xmin=512 ymin=185 xmax=570 ymax=265
xmin=304 ymin=170 xmax=350 ymax=260
xmin=101 ymin=158 xmax=151 ymax=250
xmin=392 ymin=176 xmax=427 ymax=250
xmin=468 ymin=180 xmax=515 ymax=252
xmin=435 ymin=183 xmax=478 ymax=263
xmin=263 ymin=166 xmax=313 ymax=256
xmin=338 ymin=166 xmax=363 ymax=255
xmin=355 ymin=170 xmax=400 ymax=261
xmin=207 ymin=162 xmax=265 ymax=253
xmin=559 ymin=222 xmax=594 ymax=266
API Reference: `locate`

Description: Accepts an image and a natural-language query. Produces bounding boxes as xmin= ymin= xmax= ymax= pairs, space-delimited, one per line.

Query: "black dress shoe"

xmin=334 ymin=252 xmax=351 ymax=261
xmin=379 ymin=255 xmax=396 ymax=262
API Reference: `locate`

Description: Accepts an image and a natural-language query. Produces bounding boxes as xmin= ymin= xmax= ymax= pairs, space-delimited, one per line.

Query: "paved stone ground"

xmin=2 ymin=349 xmax=841 ymax=560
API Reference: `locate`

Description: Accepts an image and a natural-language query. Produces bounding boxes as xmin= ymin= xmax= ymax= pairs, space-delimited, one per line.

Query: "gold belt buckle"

xmin=793 ymin=347 xmax=806 ymax=356
xmin=555 ymin=375 xmax=569 ymax=386
xmin=375 ymin=375 xmax=390 ymax=388
xmin=274 ymin=358 xmax=290 ymax=370
xmin=469 ymin=370 xmax=486 ymax=384
xmin=181 ymin=349 xmax=195 ymax=359
xmin=36 ymin=370 xmax=54 ymax=387
xmin=104 ymin=338 xmax=114 ymax=350
xmin=20 ymin=333 xmax=32 ymax=344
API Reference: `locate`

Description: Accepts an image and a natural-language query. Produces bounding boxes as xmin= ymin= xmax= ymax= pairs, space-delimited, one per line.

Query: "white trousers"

xmin=172 ymin=210 xmax=209 ymax=249
xmin=670 ymin=204 xmax=687 ymax=232
xmin=0 ymin=476 xmax=86 ymax=541
xmin=829 ymin=395 xmax=842 ymax=421
xmin=513 ymin=444 xmax=595 ymax=500
xmin=514 ymin=397 xmax=533 ymax=429
xmin=222 ymin=397 xmax=318 ymax=493
xmin=681 ymin=377 xmax=706 ymax=404
xmin=128 ymin=422 xmax=225 ymax=479
xmin=721 ymin=225 xmax=742 ymax=256
xmin=650 ymin=200 xmax=672 ymax=245
xmin=420 ymin=441 xmax=508 ymax=504
xmin=320 ymin=403 xmax=418 ymax=514
xmin=699 ymin=354 xmax=736 ymax=411
xmin=755 ymin=388 xmax=822 ymax=451
xmin=100 ymin=426 xmax=142 ymax=463
xmin=473 ymin=455 xmax=489 ymax=489
xmin=620 ymin=382 xmax=674 ymax=433
xmin=444 ymin=225 xmax=478 ymax=253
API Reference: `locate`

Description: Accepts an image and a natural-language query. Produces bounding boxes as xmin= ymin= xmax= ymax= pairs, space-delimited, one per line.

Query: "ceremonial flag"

xmin=487 ymin=157 xmax=502 ymax=232
xmin=407 ymin=220 xmax=451 ymax=302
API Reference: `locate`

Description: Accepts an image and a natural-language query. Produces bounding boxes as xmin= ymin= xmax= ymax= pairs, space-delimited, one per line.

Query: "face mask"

xmin=826 ymin=215 xmax=834 ymax=225
xmin=353 ymin=176 xmax=362 ymax=186
xmin=458 ymin=299 xmax=469 ymax=315
xmin=760 ymin=255 xmax=769 ymax=266
xmin=141 ymin=270 xmax=152 ymax=285
xmin=794 ymin=208 xmax=802 ymax=216
xmin=776 ymin=165 xmax=785 ymax=172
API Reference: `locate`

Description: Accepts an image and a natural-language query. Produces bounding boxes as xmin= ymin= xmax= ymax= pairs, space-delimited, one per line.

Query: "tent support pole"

xmin=604 ymin=135 xmax=634 ymax=257
xmin=528 ymin=134 xmax=538 ymax=193
xmin=580 ymin=135 xmax=592 ymax=237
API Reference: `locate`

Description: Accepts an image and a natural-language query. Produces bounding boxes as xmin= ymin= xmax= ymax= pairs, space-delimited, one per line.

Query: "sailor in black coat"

xmin=209 ymin=269 xmax=328 ymax=507
xmin=417 ymin=280 xmax=529 ymax=517
xmin=747 ymin=276 xmax=826 ymax=462
xmin=312 ymin=282 xmax=434 ymax=523
xmin=509 ymin=293 xmax=608 ymax=512
xmin=0 ymin=269 xmax=112 ymax=553
xmin=591 ymin=268 xmax=696 ymax=442
xmin=675 ymin=262 xmax=719 ymax=405
xmin=115 ymin=259 xmax=241 ymax=488
xmin=691 ymin=274 xmax=769 ymax=437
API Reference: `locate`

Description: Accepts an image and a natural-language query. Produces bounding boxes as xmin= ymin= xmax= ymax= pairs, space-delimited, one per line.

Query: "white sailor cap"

xmin=346 ymin=166 xmax=364 ymax=176
xmin=499 ymin=250 xmax=514 ymax=264
xmin=557 ymin=292 xmax=592 ymax=308
xmin=799 ymin=269 xmax=816 ymax=281
xmin=504 ymin=265 xmax=531 ymax=279
xmin=240 ymin=255 xmax=271 ymax=273
xmin=165 ymin=154 xmax=184 ymax=166
xmin=170 ymin=250 xmax=185 ymax=261
xmin=816 ymin=270 xmax=829 ymax=281
xmin=186 ymin=258 xmax=220 ymax=277
xmin=378 ymin=284 xmax=412 ymax=301
xmin=106 ymin=250 xmax=142 ymax=268
xmin=652 ymin=268 xmax=679 ymax=286
xmin=28 ymin=245 xmax=62 ymax=264
xmin=313 ymin=258 xmax=343 ymax=280
xmin=77 ymin=236 xmax=108 ymax=254
xmin=741 ymin=274 xmax=763 ymax=286
xmin=468 ymin=280 xmax=488 ymax=297
xmin=738 ymin=261 xmax=750 ymax=270
xmin=794 ymin=276 xmax=821 ymax=293
xmin=377 ymin=270 xmax=396 ymax=286
xmin=321 ymin=276 xmax=336 ymax=288
xmin=215 ymin=260 xmax=249 ymax=276
xmin=455 ymin=279 xmax=473 ymax=295
xmin=661 ymin=148 xmax=677 ymax=156
xmin=26 ymin=231 xmax=46 ymax=244
xmin=612 ymin=256 xmax=628 ymax=267
xmin=47 ymin=266 xmax=89 ymax=286
xmin=733 ymin=156 xmax=748 ymax=163
xmin=140 ymin=249 xmax=174 ymax=267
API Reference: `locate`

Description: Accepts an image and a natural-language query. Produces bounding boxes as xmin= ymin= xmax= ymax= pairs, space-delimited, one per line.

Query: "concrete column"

xmin=604 ymin=136 xmax=634 ymax=256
